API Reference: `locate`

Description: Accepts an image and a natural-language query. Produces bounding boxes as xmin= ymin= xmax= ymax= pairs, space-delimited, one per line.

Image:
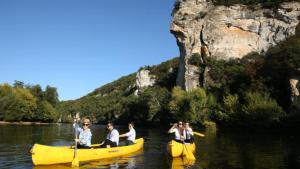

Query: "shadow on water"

xmin=0 ymin=123 xmax=300 ymax=169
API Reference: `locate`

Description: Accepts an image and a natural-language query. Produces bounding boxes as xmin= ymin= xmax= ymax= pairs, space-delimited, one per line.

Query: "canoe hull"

xmin=167 ymin=140 xmax=195 ymax=158
xmin=31 ymin=138 xmax=144 ymax=165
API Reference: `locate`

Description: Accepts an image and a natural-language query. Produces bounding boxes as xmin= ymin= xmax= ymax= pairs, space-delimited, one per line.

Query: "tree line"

xmin=2 ymin=25 xmax=300 ymax=128
xmin=0 ymin=81 xmax=59 ymax=122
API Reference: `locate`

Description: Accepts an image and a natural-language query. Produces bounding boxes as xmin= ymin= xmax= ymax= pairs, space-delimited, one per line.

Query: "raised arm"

xmin=168 ymin=123 xmax=177 ymax=133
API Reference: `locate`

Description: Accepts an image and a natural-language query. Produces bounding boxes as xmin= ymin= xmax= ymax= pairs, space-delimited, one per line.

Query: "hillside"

xmin=58 ymin=1 xmax=300 ymax=128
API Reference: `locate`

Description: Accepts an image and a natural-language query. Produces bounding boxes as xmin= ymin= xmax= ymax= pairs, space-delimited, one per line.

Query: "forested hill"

xmin=58 ymin=24 xmax=300 ymax=128
xmin=1 ymin=0 xmax=300 ymax=128
xmin=58 ymin=58 xmax=179 ymax=124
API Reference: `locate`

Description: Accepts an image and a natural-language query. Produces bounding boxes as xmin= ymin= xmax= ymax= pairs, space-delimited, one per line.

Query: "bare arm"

xmin=119 ymin=133 xmax=127 ymax=137
xmin=168 ymin=124 xmax=177 ymax=133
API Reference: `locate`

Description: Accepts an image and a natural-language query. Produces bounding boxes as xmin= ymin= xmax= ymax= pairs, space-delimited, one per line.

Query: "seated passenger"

xmin=101 ymin=122 xmax=119 ymax=148
xmin=183 ymin=122 xmax=194 ymax=143
xmin=120 ymin=122 xmax=136 ymax=145
xmin=73 ymin=118 xmax=92 ymax=149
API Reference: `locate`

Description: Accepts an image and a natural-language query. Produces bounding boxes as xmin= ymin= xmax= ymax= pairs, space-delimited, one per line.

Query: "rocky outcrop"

xmin=171 ymin=0 xmax=300 ymax=90
xmin=290 ymin=78 xmax=300 ymax=102
xmin=135 ymin=69 xmax=156 ymax=95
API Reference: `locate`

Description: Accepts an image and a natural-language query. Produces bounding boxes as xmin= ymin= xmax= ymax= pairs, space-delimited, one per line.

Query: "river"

xmin=0 ymin=123 xmax=299 ymax=169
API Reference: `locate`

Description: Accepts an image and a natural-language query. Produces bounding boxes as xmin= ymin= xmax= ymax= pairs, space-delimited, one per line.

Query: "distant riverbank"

xmin=0 ymin=121 xmax=51 ymax=125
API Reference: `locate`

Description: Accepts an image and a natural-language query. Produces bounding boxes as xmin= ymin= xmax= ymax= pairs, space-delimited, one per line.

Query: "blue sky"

xmin=0 ymin=0 xmax=179 ymax=101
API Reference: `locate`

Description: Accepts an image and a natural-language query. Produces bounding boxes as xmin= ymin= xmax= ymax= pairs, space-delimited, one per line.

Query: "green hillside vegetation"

xmin=0 ymin=81 xmax=59 ymax=122
xmin=58 ymin=58 xmax=179 ymax=124
xmin=208 ymin=24 xmax=300 ymax=127
xmin=212 ymin=0 xmax=300 ymax=7
xmin=58 ymin=24 xmax=300 ymax=127
xmin=2 ymin=24 xmax=299 ymax=128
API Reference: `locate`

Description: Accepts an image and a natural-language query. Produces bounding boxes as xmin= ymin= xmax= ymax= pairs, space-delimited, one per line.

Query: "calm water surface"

xmin=0 ymin=124 xmax=299 ymax=169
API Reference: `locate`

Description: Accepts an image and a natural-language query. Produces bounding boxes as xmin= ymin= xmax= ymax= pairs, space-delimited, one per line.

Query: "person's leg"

xmin=77 ymin=144 xmax=91 ymax=149
xmin=77 ymin=144 xmax=83 ymax=149
xmin=174 ymin=139 xmax=184 ymax=143
xmin=126 ymin=140 xmax=134 ymax=145
xmin=100 ymin=139 xmax=110 ymax=148
xmin=102 ymin=139 xmax=117 ymax=147
xmin=110 ymin=141 xmax=117 ymax=147
xmin=184 ymin=139 xmax=192 ymax=143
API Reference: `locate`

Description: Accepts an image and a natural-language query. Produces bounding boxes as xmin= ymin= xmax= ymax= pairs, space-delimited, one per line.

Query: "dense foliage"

xmin=169 ymin=87 xmax=215 ymax=125
xmin=0 ymin=81 xmax=59 ymax=122
xmin=56 ymin=24 xmax=300 ymax=128
xmin=212 ymin=0 xmax=300 ymax=8
xmin=2 ymin=22 xmax=300 ymax=128
xmin=58 ymin=58 xmax=179 ymax=124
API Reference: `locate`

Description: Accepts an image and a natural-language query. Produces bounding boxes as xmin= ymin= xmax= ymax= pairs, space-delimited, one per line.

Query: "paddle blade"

xmin=183 ymin=145 xmax=196 ymax=161
xmin=194 ymin=132 xmax=205 ymax=137
xmin=185 ymin=152 xmax=196 ymax=161
xmin=71 ymin=157 xmax=79 ymax=167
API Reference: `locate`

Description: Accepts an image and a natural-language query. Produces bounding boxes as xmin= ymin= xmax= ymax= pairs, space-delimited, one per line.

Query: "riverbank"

xmin=0 ymin=121 xmax=51 ymax=125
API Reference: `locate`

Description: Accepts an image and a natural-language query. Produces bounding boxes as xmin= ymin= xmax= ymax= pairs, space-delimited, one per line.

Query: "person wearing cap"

xmin=183 ymin=122 xmax=194 ymax=143
xmin=168 ymin=121 xmax=185 ymax=143
xmin=120 ymin=122 xmax=136 ymax=145
xmin=73 ymin=118 xmax=92 ymax=149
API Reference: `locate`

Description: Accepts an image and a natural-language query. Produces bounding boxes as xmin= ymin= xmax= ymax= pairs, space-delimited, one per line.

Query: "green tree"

xmin=13 ymin=80 xmax=24 ymax=88
xmin=169 ymin=87 xmax=210 ymax=124
xmin=1 ymin=87 xmax=37 ymax=121
xmin=44 ymin=86 xmax=59 ymax=107
xmin=241 ymin=91 xmax=285 ymax=126
xmin=28 ymin=85 xmax=44 ymax=101
xmin=35 ymin=101 xmax=59 ymax=122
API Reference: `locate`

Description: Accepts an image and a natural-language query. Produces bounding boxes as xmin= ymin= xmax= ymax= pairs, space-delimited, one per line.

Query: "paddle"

xmin=193 ymin=131 xmax=205 ymax=137
xmin=182 ymin=143 xmax=195 ymax=161
xmin=71 ymin=113 xmax=80 ymax=167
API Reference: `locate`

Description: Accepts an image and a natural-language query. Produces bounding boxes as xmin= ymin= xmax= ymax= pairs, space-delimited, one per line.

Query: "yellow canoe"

xmin=167 ymin=140 xmax=195 ymax=158
xmin=171 ymin=157 xmax=195 ymax=169
xmin=31 ymin=138 xmax=144 ymax=165
xmin=33 ymin=150 xmax=143 ymax=169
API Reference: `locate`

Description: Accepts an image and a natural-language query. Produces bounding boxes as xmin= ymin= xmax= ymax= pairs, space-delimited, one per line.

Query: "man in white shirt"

xmin=101 ymin=122 xmax=119 ymax=148
xmin=183 ymin=122 xmax=194 ymax=143
xmin=120 ymin=122 xmax=136 ymax=145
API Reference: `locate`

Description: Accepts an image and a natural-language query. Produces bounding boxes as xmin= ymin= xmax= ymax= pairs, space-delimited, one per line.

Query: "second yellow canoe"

xmin=167 ymin=140 xmax=195 ymax=158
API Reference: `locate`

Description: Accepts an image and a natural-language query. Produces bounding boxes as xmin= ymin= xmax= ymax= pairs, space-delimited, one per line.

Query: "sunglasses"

xmin=82 ymin=123 xmax=89 ymax=126
xmin=178 ymin=123 xmax=183 ymax=125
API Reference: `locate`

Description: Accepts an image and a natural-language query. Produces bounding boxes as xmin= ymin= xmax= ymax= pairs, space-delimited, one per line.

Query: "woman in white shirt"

xmin=168 ymin=121 xmax=185 ymax=143
xmin=120 ymin=122 xmax=136 ymax=145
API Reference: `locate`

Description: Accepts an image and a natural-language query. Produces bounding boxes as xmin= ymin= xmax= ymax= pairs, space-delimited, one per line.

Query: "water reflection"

xmin=0 ymin=123 xmax=300 ymax=169
xmin=169 ymin=157 xmax=195 ymax=169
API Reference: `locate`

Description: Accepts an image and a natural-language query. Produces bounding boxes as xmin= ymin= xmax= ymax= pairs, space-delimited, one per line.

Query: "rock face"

xmin=290 ymin=78 xmax=300 ymax=102
xmin=171 ymin=0 xmax=300 ymax=90
xmin=135 ymin=69 xmax=156 ymax=95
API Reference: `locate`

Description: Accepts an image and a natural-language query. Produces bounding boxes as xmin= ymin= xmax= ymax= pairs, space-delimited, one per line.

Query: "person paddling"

xmin=101 ymin=122 xmax=119 ymax=148
xmin=73 ymin=118 xmax=92 ymax=149
xmin=168 ymin=121 xmax=185 ymax=143
xmin=120 ymin=122 xmax=136 ymax=145
xmin=183 ymin=122 xmax=194 ymax=143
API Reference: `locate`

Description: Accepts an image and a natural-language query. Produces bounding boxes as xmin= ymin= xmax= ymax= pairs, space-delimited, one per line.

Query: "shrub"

xmin=241 ymin=91 xmax=286 ymax=126
xmin=188 ymin=53 xmax=202 ymax=66
xmin=169 ymin=87 xmax=210 ymax=124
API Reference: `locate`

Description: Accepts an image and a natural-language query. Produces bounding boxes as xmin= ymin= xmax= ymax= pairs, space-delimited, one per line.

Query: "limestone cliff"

xmin=134 ymin=69 xmax=156 ymax=95
xmin=171 ymin=0 xmax=300 ymax=90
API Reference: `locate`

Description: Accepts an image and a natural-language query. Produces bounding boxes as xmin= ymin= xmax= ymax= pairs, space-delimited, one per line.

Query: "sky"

xmin=0 ymin=0 xmax=179 ymax=101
